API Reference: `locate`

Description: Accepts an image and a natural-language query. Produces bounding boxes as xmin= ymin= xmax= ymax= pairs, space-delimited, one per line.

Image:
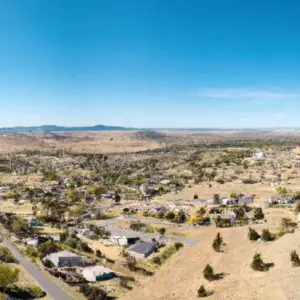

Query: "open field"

xmin=124 ymin=207 xmax=299 ymax=300
xmin=3 ymin=129 xmax=300 ymax=154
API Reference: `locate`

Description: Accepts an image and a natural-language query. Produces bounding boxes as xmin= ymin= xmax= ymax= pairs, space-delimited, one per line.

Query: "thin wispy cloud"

xmin=196 ymin=88 xmax=300 ymax=101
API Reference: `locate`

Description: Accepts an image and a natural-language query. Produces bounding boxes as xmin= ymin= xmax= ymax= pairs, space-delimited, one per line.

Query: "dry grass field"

xmin=0 ymin=131 xmax=165 ymax=154
xmin=124 ymin=207 xmax=299 ymax=300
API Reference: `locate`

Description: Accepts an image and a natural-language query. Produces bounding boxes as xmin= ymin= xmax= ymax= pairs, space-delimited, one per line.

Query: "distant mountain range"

xmin=0 ymin=124 xmax=135 ymax=132
xmin=0 ymin=125 xmax=299 ymax=133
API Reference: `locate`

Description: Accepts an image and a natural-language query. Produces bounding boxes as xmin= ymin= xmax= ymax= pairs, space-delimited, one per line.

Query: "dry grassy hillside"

xmin=124 ymin=208 xmax=300 ymax=300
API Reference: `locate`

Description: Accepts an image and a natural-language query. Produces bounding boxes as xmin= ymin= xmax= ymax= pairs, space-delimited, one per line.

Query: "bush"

xmin=295 ymin=203 xmax=300 ymax=214
xmin=290 ymin=250 xmax=300 ymax=267
xmin=37 ymin=240 xmax=60 ymax=258
xmin=25 ymin=246 xmax=38 ymax=258
xmin=158 ymin=228 xmax=166 ymax=236
xmin=212 ymin=233 xmax=223 ymax=252
xmin=248 ymin=228 xmax=260 ymax=241
xmin=197 ymin=285 xmax=208 ymax=297
xmin=261 ymin=229 xmax=275 ymax=242
xmin=197 ymin=207 xmax=206 ymax=217
xmin=254 ymin=207 xmax=264 ymax=220
xmin=175 ymin=242 xmax=184 ymax=250
xmin=79 ymin=284 xmax=108 ymax=300
xmin=42 ymin=259 xmax=54 ymax=268
xmin=152 ymin=256 xmax=162 ymax=265
xmin=0 ymin=246 xmax=16 ymax=263
xmin=0 ymin=264 xmax=19 ymax=288
xmin=164 ymin=211 xmax=175 ymax=221
xmin=26 ymin=286 xmax=46 ymax=298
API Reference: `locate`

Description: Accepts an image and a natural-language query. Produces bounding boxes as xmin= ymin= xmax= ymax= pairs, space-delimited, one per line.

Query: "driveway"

xmin=1 ymin=236 xmax=73 ymax=300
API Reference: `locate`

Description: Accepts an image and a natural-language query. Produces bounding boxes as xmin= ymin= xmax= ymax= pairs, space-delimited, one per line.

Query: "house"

xmin=128 ymin=242 xmax=157 ymax=258
xmin=81 ymin=265 xmax=114 ymax=282
xmin=110 ymin=235 xmax=140 ymax=246
xmin=0 ymin=186 xmax=10 ymax=192
xmin=222 ymin=211 xmax=237 ymax=224
xmin=25 ymin=236 xmax=52 ymax=248
xmin=0 ymin=195 xmax=6 ymax=200
xmin=222 ymin=198 xmax=234 ymax=205
xmin=45 ymin=251 xmax=84 ymax=267
xmin=238 ymin=194 xmax=255 ymax=205
xmin=102 ymin=194 xmax=113 ymax=199
xmin=253 ymin=152 xmax=267 ymax=159
xmin=149 ymin=205 xmax=167 ymax=215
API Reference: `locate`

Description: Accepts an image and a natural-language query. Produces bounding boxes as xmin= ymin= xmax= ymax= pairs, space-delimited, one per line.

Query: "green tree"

xmin=37 ymin=240 xmax=60 ymax=258
xmin=261 ymin=229 xmax=275 ymax=242
xmin=203 ymin=264 xmax=215 ymax=281
xmin=12 ymin=216 xmax=28 ymax=235
xmin=212 ymin=232 xmax=223 ymax=252
xmin=248 ymin=228 xmax=260 ymax=241
xmin=251 ymin=253 xmax=268 ymax=271
xmin=213 ymin=194 xmax=221 ymax=205
xmin=290 ymin=250 xmax=300 ymax=267
xmin=158 ymin=227 xmax=166 ymax=236
xmin=114 ymin=191 xmax=121 ymax=203
xmin=254 ymin=207 xmax=264 ymax=220
xmin=229 ymin=191 xmax=237 ymax=199
xmin=197 ymin=207 xmax=206 ymax=217
xmin=197 ymin=285 xmax=208 ymax=297
xmin=276 ymin=186 xmax=289 ymax=197
xmin=0 ymin=246 xmax=16 ymax=263
xmin=0 ymin=264 xmax=19 ymax=288
xmin=295 ymin=203 xmax=300 ymax=215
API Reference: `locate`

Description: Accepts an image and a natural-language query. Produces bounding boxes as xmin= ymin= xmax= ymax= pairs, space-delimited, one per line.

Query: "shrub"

xmin=197 ymin=207 xmax=206 ymax=217
xmin=261 ymin=229 xmax=275 ymax=242
xmin=0 ymin=264 xmax=19 ymax=288
xmin=248 ymin=228 xmax=260 ymax=241
xmin=290 ymin=250 xmax=300 ymax=267
xmin=194 ymin=193 xmax=199 ymax=199
xmin=79 ymin=284 xmax=108 ymax=300
xmin=26 ymin=286 xmax=46 ymax=298
xmin=37 ymin=240 xmax=60 ymax=258
xmin=158 ymin=228 xmax=166 ymax=236
xmin=197 ymin=285 xmax=208 ymax=297
xmin=254 ymin=207 xmax=264 ymax=220
xmin=212 ymin=233 xmax=223 ymax=252
xmin=0 ymin=246 xmax=16 ymax=263
xmin=203 ymin=264 xmax=216 ymax=281
xmin=294 ymin=203 xmax=300 ymax=215
xmin=175 ymin=242 xmax=184 ymax=250
xmin=25 ymin=246 xmax=38 ymax=258
xmin=43 ymin=259 xmax=54 ymax=268
xmin=152 ymin=256 xmax=162 ymax=265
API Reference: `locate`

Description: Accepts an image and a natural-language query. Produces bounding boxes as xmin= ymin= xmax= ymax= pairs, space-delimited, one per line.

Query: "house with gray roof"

xmin=128 ymin=241 xmax=157 ymax=258
xmin=45 ymin=250 xmax=84 ymax=267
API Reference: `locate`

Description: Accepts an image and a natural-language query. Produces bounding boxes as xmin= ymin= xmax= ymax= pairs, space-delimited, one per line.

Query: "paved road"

xmin=2 ymin=236 xmax=73 ymax=300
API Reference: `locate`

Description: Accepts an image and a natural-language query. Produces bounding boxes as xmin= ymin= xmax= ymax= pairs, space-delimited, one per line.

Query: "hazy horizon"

xmin=1 ymin=1 xmax=300 ymax=128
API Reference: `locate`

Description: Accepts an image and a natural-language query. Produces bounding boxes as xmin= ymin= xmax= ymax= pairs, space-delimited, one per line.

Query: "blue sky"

xmin=1 ymin=0 xmax=300 ymax=128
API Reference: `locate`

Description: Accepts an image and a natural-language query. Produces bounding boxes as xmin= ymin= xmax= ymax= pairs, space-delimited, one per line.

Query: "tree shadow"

xmin=265 ymin=262 xmax=275 ymax=270
xmin=1 ymin=285 xmax=46 ymax=299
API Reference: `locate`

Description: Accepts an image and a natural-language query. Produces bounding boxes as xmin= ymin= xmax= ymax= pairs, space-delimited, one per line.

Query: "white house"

xmin=45 ymin=251 xmax=84 ymax=267
xmin=81 ymin=265 xmax=114 ymax=282
xmin=110 ymin=235 xmax=140 ymax=246
xmin=253 ymin=152 xmax=267 ymax=159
